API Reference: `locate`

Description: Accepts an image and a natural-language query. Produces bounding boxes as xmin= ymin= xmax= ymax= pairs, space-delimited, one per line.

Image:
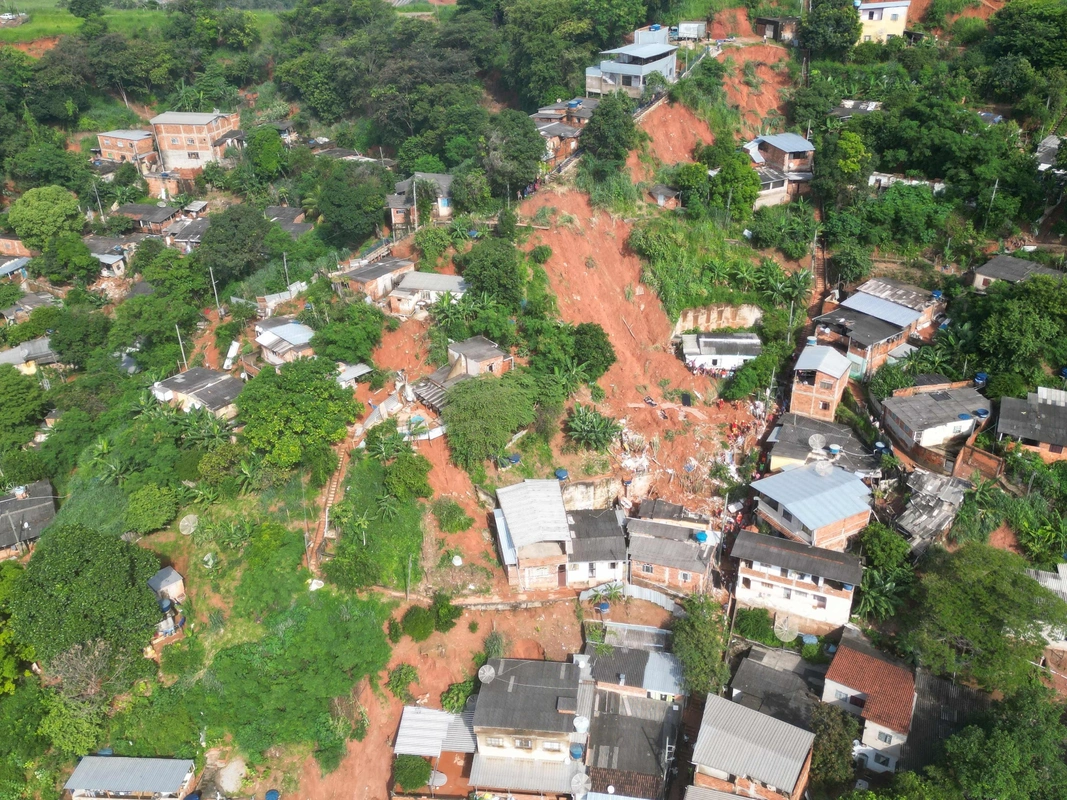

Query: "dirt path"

xmin=189 ymin=309 xmax=222 ymax=369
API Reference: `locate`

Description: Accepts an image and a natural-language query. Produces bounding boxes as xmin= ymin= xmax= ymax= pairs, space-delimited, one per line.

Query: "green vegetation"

xmin=401 ymin=606 xmax=435 ymax=642
xmin=387 ymin=664 xmax=419 ymax=703
xmin=810 ymin=705 xmax=860 ymax=790
xmin=671 ymin=594 xmax=730 ymax=697
xmin=393 ymin=754 xmax=432 ymax=792
xmin=432 ymin=498 xmax=474 ymax=533
xmin=565 ymin=404 xmax=622 ymax=451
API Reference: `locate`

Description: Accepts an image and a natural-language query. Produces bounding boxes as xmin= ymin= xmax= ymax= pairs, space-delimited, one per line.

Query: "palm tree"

xmin=301 ymin=185 xmax=324 ymax=223
xmin=351 ymin=510 xmax=371 ymax=546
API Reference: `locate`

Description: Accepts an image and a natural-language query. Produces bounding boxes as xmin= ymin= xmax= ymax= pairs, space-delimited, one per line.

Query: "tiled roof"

xmin=825 ymin=637 xmax=915 ymax=733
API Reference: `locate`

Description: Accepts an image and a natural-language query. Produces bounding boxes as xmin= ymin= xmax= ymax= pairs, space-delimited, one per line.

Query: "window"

xmin=680 ymin=572 xmax=691 ymax=582
xmin=819 ymin=380 xmax=833 ymax=390
xmin=782 ymin=509 xmax=793 ymax=522
xmin=641 ymin=564 xmax=654 ymax=574
xmin=864 ymin=35 xmax=872 ymax=41
xmin=849 ymin=695 xmax=867 ymax=709
xmin=794 ymin=590 xmax=808 ymax=599
xmin=890 ymin=12 xmax=899 ymax=20
xmin=781 ymin=587 xmax=792 ymax=599
xmin=170 ymin=137 xmax=179 ymax=144
xmin=542 ymin=741 xmax=561 ymax=752
xmin=186 ymin=137 xmax=195 ymax=145
xmin=588 ymin=563 xmax=596 ymax=578
xmin=874 ymin=754 xmax=891 ymax=767
xmin=741 ymin=577 xmax=751 ymax=589
xmin=815 ymin=595 xmax=827 ymax=609
xmin=188 ymin=152 xmax=200 ymax=160
xmin=609 ymin=562 xmax=617 ymax=570
xmin=569 ymin=563 xmax=580 ymax=571
xmin=486 ymin=737 xmax=504 ymax=747
xmin=877 ymin=731 xmax=893 ymax=744
xmin=780 ymin=567 xmax=789 ymax=578
xmin=1051 ymin=445 xmax=1064 ymax=454
xmin=514 ymin=738 xmax=532 ymax=750
xmin=835 ymin=690 xmax=849 ymax=701
xmin=820 ymin=401 xmax=831 ymax=411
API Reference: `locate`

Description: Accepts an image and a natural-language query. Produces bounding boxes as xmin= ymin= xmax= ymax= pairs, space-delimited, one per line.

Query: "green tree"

xmin=6 ymin=186 xmax=83 ymax=251
xmin=810 ymin=704 xmax=860 ymax=789
xmin=0 ymin=562 xmax=33 ymax=695
xmin=457 ymin=238 xmax=526 ymax=310
xmin=671 ymin=593 xmax=730 ymax=696
xmin=401 ymin=605 xmax=434 ymax=641
xmin=829 ymin=243 xmax=872 ymax=285
xmin=393 ymin=754 xmax=431 ymax=791
xmin=572 ymin=322 xmax=616 ymax=381
xmin=0 ymin=366 xmax=48 ymax=452
xmin=483 ymin=110 xmax=546 ymax=195
xmin=565 ymin=404 xmax=621 ymax=450
xmin=49 ymin=309 xmax=112 ymax=370
xmin=246 ymin=126 xmax=286 ymax=180
xmin=868 ymin=362 xmax=914 ymax=401
xmin=67 ymin=0 xmax=105 ymax=19
xmin=903 ymin=542 xmax=1067 ymax=693
xmin=310 ymin=302 xmax=384 ymax=365
xmin=197 ymin=204 xmax=277 ymax=285
xmin=707 ymin=151 xmax=762 ymax=221
xmin=580 ymin=92 xmax=638 ymax=163
xmin=800 ymin=0 xmax=862 ymax=58
xmin=124 ymin=484 xmax=178 ymax=534
xmin=9 ymin=524 xmax=160 ymax=665
xmin=318 ymin=172 xmax=387 ymax=247
xmin=30 ymin=234 xmax=100 ymax=284
xmin=442 ymin=373 xmax=536 ymax=469
xmin=236 ymin=357 xmax=361 ymax=469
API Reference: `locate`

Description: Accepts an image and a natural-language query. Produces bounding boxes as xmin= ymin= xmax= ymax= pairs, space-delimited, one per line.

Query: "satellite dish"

xmin=571 ymin=774 xmax=592 ymax=796
xmin=608 ymin=787 xmax=616 ymax=795
xmin=774 ymin=614 xmax=799 ymax=643
xmin=179 ymin=514 xmax=199 ymax=536
xmin=814 ymin=460 xmax=834 ymax=477
xmin=156 ymin=200 xmax=168 ymax=208
xmin=452 ymin=555 xmax=464 ymax=567
xmin=477 ymin=664 xmax=496 ymax=684
xmin=807 ymin=434 xmax=827 ymax=452
xmin=573 ymin=715 xmax=590 ymax=733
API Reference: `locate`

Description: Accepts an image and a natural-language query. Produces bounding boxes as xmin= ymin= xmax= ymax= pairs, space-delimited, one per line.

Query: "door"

xmin=558 ymin=564 xmax=568 ymax=587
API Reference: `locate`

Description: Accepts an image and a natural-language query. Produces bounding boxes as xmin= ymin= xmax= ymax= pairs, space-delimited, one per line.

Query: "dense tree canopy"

xmin=671 ymin=594 xmax=729 ymax=697
xmin=6 ymin=186 xmax=83 ymax=251
xmin=442 ymin=372 xmax=536 ymax=468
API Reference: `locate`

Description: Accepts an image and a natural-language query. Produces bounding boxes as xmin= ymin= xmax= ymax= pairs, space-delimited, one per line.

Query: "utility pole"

xmin=175 ymin=325 xmax=188 ymax=370
xmin=406 ymin=554 xmax=412 ymax=601
xmin=93 ymin=182 xmax=105 ymax=221
xmin=208 ymin=264 xmax=222 ymax=317
xmin=283 ymin=252 xmax=290 ymax=286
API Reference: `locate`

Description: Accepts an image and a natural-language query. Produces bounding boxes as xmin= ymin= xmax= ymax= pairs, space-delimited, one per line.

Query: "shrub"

xmin=401 ymin=606 xmax=435 ymax=641
xmin=529 ymin=245 xmax=552 ymax=264
xmin=414 ymin=227 xmax=452 ymax=266
xmin=160 ymin=637 xmax=205 ymax=678
xmin=430 ymin=592 xmax=462 ymax=633
xmin=387 ymin=664 xmax=419 ymax=702
xmin=124 ymin=484 xmax=179 ymax=534
xmin=432 ymin=498 xmax=474 ymax=533
xmin=484 ymin=631 xmax=508 ymax=659
xmin=441 ymin=677 xmax=475 ymax=713
xmin=734 ymin=608 xmax=779 ymax=645
xmin=566 ymin=404 xmax=622 ymax=451
xmin=468 ymin=621 xmax=479 ymax=633
xmin=387 ymin=618 xmax=403 ymax=644
xmin=393 ymin=754 xmax=431 ymax=791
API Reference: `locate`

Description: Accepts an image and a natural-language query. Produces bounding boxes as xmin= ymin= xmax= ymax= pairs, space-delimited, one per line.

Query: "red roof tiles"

xmin=826 ymin=641 xmax=916 ymax=734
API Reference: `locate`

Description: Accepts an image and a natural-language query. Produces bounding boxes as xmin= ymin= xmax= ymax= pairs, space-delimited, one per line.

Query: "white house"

xmin=730 ymin=530 xmax=863 ymax=631
xmin=881 ymin=386 xmax=991 ymax=449
xmin=821 ymin=633 xmax=916 ymax=773
xmin=681 ymin=332 xmax=762 ymax=372
xmin=386 ymin=271 xmax=467 ymax=315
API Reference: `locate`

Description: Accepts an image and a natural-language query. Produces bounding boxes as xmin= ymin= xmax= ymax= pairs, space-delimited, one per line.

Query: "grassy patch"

xmin=0 ymin=2 xmax=166 ymax=43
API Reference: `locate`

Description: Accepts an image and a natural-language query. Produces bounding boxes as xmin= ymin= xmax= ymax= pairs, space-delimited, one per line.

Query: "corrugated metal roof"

xmin=750 ymin=464 xmax=871 ymax=531
xmin=691 ymin=694 xmax=813 ymax=793
xmin=755 ymin=133 xmax=813 ymax=152
xmin=396 ymin=272 xmax=467 ymax=293
xmin=628 ymin=535 xmax=711 ymax=573
xmin=492 ymin=508 xmax=518 ymax=566
xmin=643 ymin=652 xmax=684 ymax=696
xmin=840 ymin=293 xmax=921 ymax=328
xmin=469 ymin=755 xmax=581 ymax=793
xmin=496 ymin=480 xmax=569 ymax=548
xmin=64 ymin=757 xmax=194 ymax=794
xmin=100 ymin=129 xmax=153 ymax=139
xmin=337 ymin=363 xmax=373 ymax=384
xmin=0 ymin=257 xmax=30 ymax=276
xmin=684 ymin=785 xmax=745 ymax=800
xmin=147 ymin=567 xmax=182 ymax=594
xmin=473 ymin=658 xmax=580 ymax=734
xmin=393 ymin=707 xmax=455 ymax=757
xmin=442 ymin=709 xmax=477 ymax=753
xmin=730 ymin=530 xmax=863 ymax=585
xmin=151 ymin=111 xmax=230 ymax=125
xmin=793 ymin=345 xmax=851 ymax=378
xmin=601 ymin=43 xmax=677 ymax=58
xmin=855 ymin=278 xmax=932 ymax=312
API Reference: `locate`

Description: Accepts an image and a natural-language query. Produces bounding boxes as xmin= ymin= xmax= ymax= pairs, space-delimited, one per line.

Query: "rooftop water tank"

xmin=931 ymin=290 xmax=943 ymax=299
xmin=958 ymin=413 xmax=972 ymax=421
xmin=555 ymin=468 xmax=569 ymax=481
xmin=828 ymin=444 xmax=842 ymax=456
xmin=975 ymin=372 xmax=988 ymax=387
xmin=650 ymin=23 xmax=661 ymax=30
xmin=568 ymin=99 xmax=580 ymax=108
xmin=570 ymin=743 xmax=585 ymax=760
xmin=806 ymin=335 xmax=818 ymax=346
xmin=974 ymin=408 xmax=990 ymax=419
xmin=694 ymin=531 xmax=708 ymax=543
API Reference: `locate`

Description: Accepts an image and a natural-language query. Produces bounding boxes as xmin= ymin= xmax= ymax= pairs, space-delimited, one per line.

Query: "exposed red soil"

xmin=717 ymin=44 xmax=791 ymax=136
xmin=373 ymin=317 xmax=432 ymax=376
xmin=987 ymin=522 xmax=1023 ymax=555
xmin=709 ymin=7 xmax=755 ymax=39
xmin=9 ymin=37 xmax=58 ymax=57
xmin=517 ymin=189 xmax=762 ymax=514
xmin=627 ymin=101 xmax=715 ymax=181
xmin=907 ymin=0 xmax=1003 ymax=27
xmin=190 ymin=308 xmax=222 ymax=370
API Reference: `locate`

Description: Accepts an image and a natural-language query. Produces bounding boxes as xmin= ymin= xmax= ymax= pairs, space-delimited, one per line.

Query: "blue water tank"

xmin=958 ymin=413 xmax=972 ymax=421
xmin=568 ymin=99 xmax=580 ymax=108
xmin=801 ymin=634 xmax=819 ymax=645
xmin=570 ymin=744 xmax=584 ymax=760
xmin=974 ymin=408 xmax=990 ymax=419
xmin=828 ymin=444 xmax=842 ymax=456
xmin=694 ymin=531 xmax=708 ymax=543
xmin=597 ymin=602 xmax=610 ymax=613
xmin=843 ymin=583 xmax=854 ymax=592
xmin=266 ymin=790 xmax=280 ymax=800
xmin=975 ymin=372 xmax=988 ymax=387
xmin=931 ymin=289 xmax=943 ymax=299
xmin=650 ymin=23 xmax=661 ymax=30
xmin=509 ymin=453 xmax=522 ymax=464
xmin=555 ymin=468 xmax=569 ymax=481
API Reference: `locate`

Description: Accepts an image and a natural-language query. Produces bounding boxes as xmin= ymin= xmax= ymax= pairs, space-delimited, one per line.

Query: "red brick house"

xmin=97 ymin=130 xmax=157 ymax=166
xmin=150 ymin=111 xmax=241 ymax=175
xmin=998 ymin=387 xmax=1067 ymax=463
xmin=789 ymin=345 xmax=852 ymax=422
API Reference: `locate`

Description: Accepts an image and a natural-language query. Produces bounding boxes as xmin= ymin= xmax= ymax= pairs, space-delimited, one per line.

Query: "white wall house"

xmin=681 ymin=332 xmax=762 ymax=372
xmin=881 ymin=387 xmax=991 ymax=449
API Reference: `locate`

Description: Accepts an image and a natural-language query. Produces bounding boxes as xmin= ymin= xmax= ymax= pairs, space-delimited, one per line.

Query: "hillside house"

xmin=97 ymin=130 xmax=157 ymax=165
xmin=83 ymin=234 xmax=147 ymax=275
xmin=0 ymin=337 xmax=60 ymax=375
xmin=753 ymin=16 xmax=799 ymax=43
xmin=822 ymin=633 xmax=916 ymax=773
xmin=386 ymin=271 xmax=467 ymax=316
xmin=387 ymin=173 xmax=453 ymax=233
xmin=334 ymin=257 xmax=415 ymax=300
xmin=266 ymin=205 xmax=313 ymax=239
xmin=1024 ymin=564 xmax=1067 ymax=651
xmin=582 ymin=643 xmax=685 ymax=702
xmin=147 ymin=566 xmax=186 ymax=604
xmin=150 ymin=111 xmax=241 ymax=174
xmin=166 ymin=217 xmax=210 ymax=252
xmin=972 ymin=254 xmax=1063 ymax=289
xmin=881 ymin=385 xmax=991 ymax=451
xmin=731 ymin=530 xmax=863 ymax=633
xmin=750 ymin=463 xmax=872 ymax=552
xmin=852 ymin=278 xmax=943 ymax=330
xmin=448 ymin=335 xmax=512 ymax=376
xmin=535 ymin=121 xmax=581 ymax=169
xmin=681 ymin=332 xmax=762 ymax=373
xmin=469 ymin=657 xmax=589 ymax=795
xmin=586 ymin=27 xmax=677 ymax=99
xmin=114 ymin=203 xmax=181 ymax=234
xmin=336 ymin=362 xmax=373 ymax=390
xmin=0 ymin=480 xmax=57 ymax=558
xmin=493 ymin=481 xmax=624 ymax=589
xmin=998 ymin=387 xmax=1067 ymax=462
xmin=531 ymin=97 xmax=600 ymax=128
xmin=254 ymin=317 xmax=315 ymax=366
xmin=586 ymin=688 xmax=682 ymax=800
xmin=691 ymin=693 xmax=814 ymax=800
xmin=895 ymin=469 xmax=969 ymax=556
xmin=152 ymin=367 xmax=243 ymax=420
xmin=767 ymin=413 xmax=880 ymax=477
xmin=65 ymin=758 xmax=195 ymax=800
xmin=0 ymin=258 xmax=30 ymax=282
xmin=0 ymin=291 xmax=58 ymax=326
xmin=1037 ymin=135 xmax=1064 ymax=173
xmin=627 ymin=517 xmax=715 ymax=594
xmin=743 ymin=134 xmax=814 ymax=180
xmin=789 ymin=345 xmax=851 ymax=421
xmin=857 ymin=0 xmax=910 ymax=41
xmin=649 ymin=184 xmax=681 ymax=208
xmin=0 ymin=235 xmax=32 ymax=259
xmin=392 ymin=705 xmax=477 ymax=775
xmin=729 ymin=645 xmax=820 ymax=730
xmin=829 ymin=99 xmax=883 ymax=121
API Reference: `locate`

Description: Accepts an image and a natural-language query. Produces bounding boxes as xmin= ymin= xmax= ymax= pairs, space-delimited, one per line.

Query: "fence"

xmin=578 ymin=581 xmax=683 ymax=615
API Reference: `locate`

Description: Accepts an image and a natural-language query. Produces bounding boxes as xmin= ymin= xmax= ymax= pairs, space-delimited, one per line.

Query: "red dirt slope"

xmin=628 ymin=101 xmax=715 ymax=180
xmin=710 ymin=7 xmax=755 ymax=39
xmin=718 ymin=43 xmax=791 ymax=136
